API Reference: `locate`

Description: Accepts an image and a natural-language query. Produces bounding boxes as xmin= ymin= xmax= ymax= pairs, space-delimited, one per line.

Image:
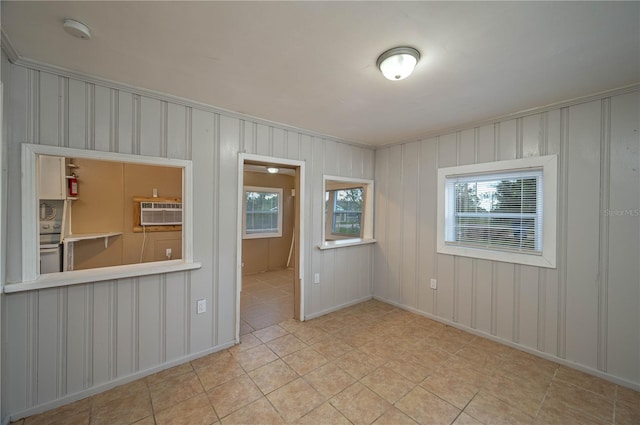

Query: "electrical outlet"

xmin=196 ymin=299 xmax=206 ymax=314
xmin=314 ymin=273 xmax=320 ymax=284
xmin=430 ymin=278 xmax=437 ymax=289
xmin=165 ymin=248 xmax=172 ymax=259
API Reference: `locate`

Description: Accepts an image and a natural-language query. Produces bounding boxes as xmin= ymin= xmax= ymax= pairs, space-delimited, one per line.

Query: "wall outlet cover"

xmin=196 ymin=299 xmax=206 ymax=314
xmin=430 ymin=278 xmax=437 ymax=289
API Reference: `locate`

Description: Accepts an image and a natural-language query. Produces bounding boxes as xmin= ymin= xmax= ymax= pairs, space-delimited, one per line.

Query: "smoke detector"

xmin=63 ymin=18 xmax=91 ymax=40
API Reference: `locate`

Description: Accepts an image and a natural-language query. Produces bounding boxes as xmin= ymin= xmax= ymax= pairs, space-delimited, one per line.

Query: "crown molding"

xmin=1 ymin=29 xmax=20 ymax=63
xmin=376 ymin=82 xmax=640 ymax=150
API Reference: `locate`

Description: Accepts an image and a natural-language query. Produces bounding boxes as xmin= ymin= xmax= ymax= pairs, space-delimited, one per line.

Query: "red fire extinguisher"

xmin=69 ymin=175 xmax=78 ymax=197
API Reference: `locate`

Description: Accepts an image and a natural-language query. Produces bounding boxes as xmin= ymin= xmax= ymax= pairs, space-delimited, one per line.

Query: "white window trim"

xmin=437 ymin=155 xmax=557 ymax=268
xmin=242 ymin=186 xmax=283 ymax=239
xmin=12 ymin=143 xmax=200 ymax=292
xmin=320 ymin=175 xmax=376 ymax=250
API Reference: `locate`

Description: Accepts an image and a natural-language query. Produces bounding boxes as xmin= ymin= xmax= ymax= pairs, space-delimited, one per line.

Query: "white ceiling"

xmin=2 ymin=1 xmax=639 ymax=147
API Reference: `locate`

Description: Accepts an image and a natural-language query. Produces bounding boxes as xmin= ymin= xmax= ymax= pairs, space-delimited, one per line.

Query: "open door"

xmin=236 ymin=154 xmax=305 ymax=342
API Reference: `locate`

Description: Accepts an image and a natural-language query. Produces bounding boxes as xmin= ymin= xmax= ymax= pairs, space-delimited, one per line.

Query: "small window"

xmin=243 ymin=186 xmax=283 ymax=239
xmin=320 ymin=176 xmax=375 ymax=249
xmin=437 ymin=155 xmax=557 ymax=268
xmin=326 ymin=187 xmax=364 ymax=238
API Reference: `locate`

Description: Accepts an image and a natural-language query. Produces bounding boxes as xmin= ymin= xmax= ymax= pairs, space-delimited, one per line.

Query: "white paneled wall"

xmin=0 ymin=55 xmax=374 ymax=420
xmin=374 ymin=90 xmax=640 ymax=389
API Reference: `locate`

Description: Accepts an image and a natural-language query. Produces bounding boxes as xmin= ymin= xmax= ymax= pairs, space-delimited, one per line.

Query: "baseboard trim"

xmin=5 ymin=340 xmax=235 ymax=423
xmin=304 ymin=295 xmax=374 ymax=320
xmin=373 ymin=295 xmax=640 ymax=392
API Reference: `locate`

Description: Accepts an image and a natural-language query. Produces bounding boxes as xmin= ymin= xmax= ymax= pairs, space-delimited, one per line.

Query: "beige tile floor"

xmin=12 ymin=269 xmax=640 ymax=425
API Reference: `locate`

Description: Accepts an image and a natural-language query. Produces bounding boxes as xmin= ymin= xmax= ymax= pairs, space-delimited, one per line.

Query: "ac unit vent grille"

xmin=140 ymin=201 xmax=182 ymax=226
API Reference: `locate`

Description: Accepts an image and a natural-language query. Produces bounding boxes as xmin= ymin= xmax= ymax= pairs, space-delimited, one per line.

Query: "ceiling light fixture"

xmin=63 ymin=18 xmax=91 ymax=40
xmin=266 ymin=167 xmax=279 ymax=174
xmin=376 ymin=46 xmax=420 ymax=81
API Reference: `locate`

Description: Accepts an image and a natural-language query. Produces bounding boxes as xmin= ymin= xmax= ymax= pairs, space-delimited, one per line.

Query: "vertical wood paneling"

xmin=298 ymin=134 xmax=313 ymax=313
xmin=456 ymin=130 xmax=476 ymax=326
xmin=334 ymin=248 xmax=348 ymax=304
xmin=522 ymin=114 xmax=543 ymax=158
xmin=36 ymin=289 xmax=59 ymax=403
xmin=218 ymin=115 xmax=240 ymax=345
xmin=93 ymin=86 xmax=112 ymax=152
xmin=386 ymin=145 xmax=403 ymax=303
xmin=164 ymin=273 xmax=187 ymax=361
xmin=436 ymin=254 xmax=454 ymax=320
xmin=363 ymin=149 xmax=375 ymax=180
xmin=137 ymin=276 xmax=161 ymax=370
xmin=115 ymin=279 xmax=134 ymax=377
xmin=474 ymin=260 xmax=493 ymax=333
xmin=285 ymin=130 xmax=299 ymax=160
xmin=565 ymin=100 xmax=601 ymax=369
xmin=255 ymin=124 xmax=270 ymax=156
xmin=436 ymin=133 xmax=457 ymax=318
xmin=417 ymin=138 xmax=437 ymax=315
xmin=496 ymin=119 xmax=517 ymax=161
xmin=189 ymin=108 xmax=215 ymax=352
xmin=323 ymin=140 xmax=338 ymax=175
xmin=67 ymin=79 xmax=87 ymax=150
xmin=309 ymin=138 xmax=324 ymax=314
xmin=351 ymin=147 xmax=364 ymax=179
xmin=458 ymin=129 xmax=476 ymax=165
xmin=167 ymin=103 xmax=187 ymax=160
xmin=557 ymin=107 xmax=570 ymax=359
xmin=117 ymin=92 xmax=134 ymax=154
xmin=337 ymin=143 xmax=351 ymax=176
xmin=272 ymin=128 xmax=286 ymax=158
xmin=38 ymin=72 xmax=59 ymax=146
xmin=456 ymin=258 xmax=473 ymax=327
xmin=519 ymin=266 xmax=540 ymax=347
xmin=321 ymin=139 xmax=338 ymax=310
xmin=476 ymin=124 xmax=495 ymax=163
xmin=374 ymin=148 xmax=389 ymax=299
xmin=65 ymin=286 xmax=86 ymax=393
xmin=92 ymin=283 xmax=111 ymax=385
xmin=401 ymin=142 xmax=418 ymax=309
xmin=4 ymin=293 xmax=29 ymax=411
xmin=606 ymin=91 xmax=640 ymax=381
xmin=494 ymin=263 xmax=516 ymax=340
xmin=139 ymin=97 xmax=162 ymax=157
xmin=542 ymin=109 xmax=561 ymax=355
xmin=5 ymin=61 xmax=28 ymax=282
xmin=242 ymin=121 xmax=255 ymax=154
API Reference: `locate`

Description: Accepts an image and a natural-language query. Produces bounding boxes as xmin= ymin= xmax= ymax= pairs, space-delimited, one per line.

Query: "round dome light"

xmin=376 ymin=46 xmax=420 ymax=81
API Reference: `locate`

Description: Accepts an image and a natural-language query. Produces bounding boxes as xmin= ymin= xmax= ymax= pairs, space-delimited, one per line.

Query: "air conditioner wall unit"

xmin=140 ymin=201 xmax=182 ymax=226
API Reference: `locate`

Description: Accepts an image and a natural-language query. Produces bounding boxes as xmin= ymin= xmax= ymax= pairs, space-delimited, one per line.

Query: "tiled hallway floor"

xmin=12 ymin=270 xmax=640 ymax=424
xmin=240 ymin=269 xmax=295 ymax=333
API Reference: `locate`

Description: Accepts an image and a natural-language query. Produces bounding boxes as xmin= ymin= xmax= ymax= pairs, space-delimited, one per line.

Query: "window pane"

xmin=330 ymin=188 xmax=363 ymax=236
xmin=245 ymin=191 xmax=280 ymax=234
xmin=447 ymin=173 xmax=541 ymax=253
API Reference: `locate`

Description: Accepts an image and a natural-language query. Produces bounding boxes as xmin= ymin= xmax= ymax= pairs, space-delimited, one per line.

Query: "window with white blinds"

xmin=437 ymin=155 xmax=558 ymax=268
xmin=444 ymin=169 xmax=543 ymax=253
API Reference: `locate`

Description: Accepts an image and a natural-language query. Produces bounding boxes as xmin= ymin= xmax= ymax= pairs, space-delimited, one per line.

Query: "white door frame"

xmin=236 ymin=153 xmax=306 ymax=342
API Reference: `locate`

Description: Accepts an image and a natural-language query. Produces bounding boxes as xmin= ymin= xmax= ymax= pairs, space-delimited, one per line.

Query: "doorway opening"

xmin=236 ymin=154 xmax=305 ymax=341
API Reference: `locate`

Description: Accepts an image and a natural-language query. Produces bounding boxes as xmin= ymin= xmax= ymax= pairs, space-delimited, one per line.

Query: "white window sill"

xmin=318 ymin=238 xmax=377 ymax=250
xmin=3 ymin=260 xmax=202 ymax=293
